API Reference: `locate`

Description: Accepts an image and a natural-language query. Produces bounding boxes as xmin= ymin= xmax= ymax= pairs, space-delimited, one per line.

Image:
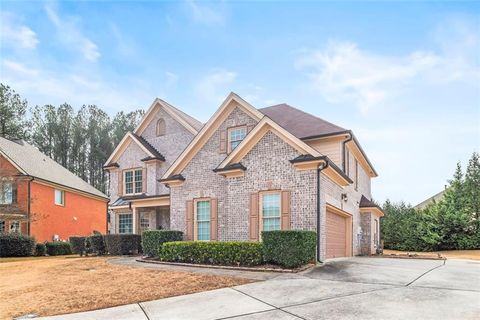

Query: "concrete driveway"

xmin=40 ymin=257 xmax=480 ymax=320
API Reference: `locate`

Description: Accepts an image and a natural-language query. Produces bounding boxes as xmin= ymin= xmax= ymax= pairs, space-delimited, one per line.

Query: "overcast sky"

xmin=1 ymin=1 xmax=479 ymax=205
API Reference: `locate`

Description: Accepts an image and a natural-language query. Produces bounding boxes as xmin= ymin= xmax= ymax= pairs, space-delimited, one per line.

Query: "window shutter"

xmin=186 ymin=200 xmax=194 ymax=240
xmin=142 ymin=168 xmax=147 ymax=193
xmin=210 ymin=198 xmax=218 ymax=241
xmin=281 ymin=190 xmax=291 ymax=230
xmin=219 ymin=130 xmax=227 ymax=153
xmin=118 ymin=171 xmax=123 ymax=196
xmin=249 ymin=193 xmax=259 ymax=240
xmin=12 ymin=184 xmax=17 ymax=204
xmin=247 ymin=125 xmax=254 ymax=133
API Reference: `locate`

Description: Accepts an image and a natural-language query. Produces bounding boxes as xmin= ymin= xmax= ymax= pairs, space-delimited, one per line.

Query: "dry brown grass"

xmin=0 ymin=256 xmax=253 ymax=319
xmin=383 ymin=249 xmax=480 ymax=260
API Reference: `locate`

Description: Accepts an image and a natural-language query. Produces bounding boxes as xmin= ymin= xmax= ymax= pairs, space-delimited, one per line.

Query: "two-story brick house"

xmin=104 ymin=93 xmax=383 ymax=261
xmin=0 ymin=138 xmax=109 ymax=242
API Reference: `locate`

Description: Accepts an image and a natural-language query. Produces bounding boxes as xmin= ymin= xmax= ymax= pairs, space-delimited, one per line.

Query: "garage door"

xmin=326 ymin=210 xmax=347 ymax=259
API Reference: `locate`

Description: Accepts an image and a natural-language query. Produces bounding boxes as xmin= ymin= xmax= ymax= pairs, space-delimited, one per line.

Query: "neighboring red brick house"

xmin=0 ymin=137 xmax=108 ymax=242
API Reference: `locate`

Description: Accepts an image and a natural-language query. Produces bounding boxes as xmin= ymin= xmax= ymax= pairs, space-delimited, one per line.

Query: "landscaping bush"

xmin=35 ymin=243 xmax=46 ymax=256
xmin=159 ymin=241 xmax=264 ymax=266
xmin=104 ymin=234 xmax=141 ymax=255
xmin=0 ymin=234 xmax=35 ymax=257
xmin=45 ymin=242 xmax=72 ymax=256
xmin=142 ymin=230 xmax=183 ymax=257
xmin=69 ymin=236 xmax=86 ymax=256
xmin=88 ymin=234 xmax=106 ymax=255
xmin=262 ymin=230 xmax=316 ymax=268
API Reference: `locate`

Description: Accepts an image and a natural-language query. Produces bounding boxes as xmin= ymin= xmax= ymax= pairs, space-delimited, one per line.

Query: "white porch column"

xmin=132 ymin=206 xmax=138 ymax=234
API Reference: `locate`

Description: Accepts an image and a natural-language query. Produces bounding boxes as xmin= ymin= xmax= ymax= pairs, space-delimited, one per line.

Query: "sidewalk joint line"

xmin=406 ymin=260 xmax=446 ymax=287
xmin=137 ymin=302 xmax=151 ymax=320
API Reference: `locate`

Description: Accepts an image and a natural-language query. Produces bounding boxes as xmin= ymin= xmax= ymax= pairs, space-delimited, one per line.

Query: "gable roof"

xmin=359 ymin=195 xmax=384 ymax=216
xmin=161 ymin=92 xmax=264 ymax=179
xmin=134 ymin=98 xmax=203 ymax=136
xmin=259 ymin=104 xmax=345 ymax=139
xmin=104 ymin=132 xmax=164 ymax=167
xmin=0 ymin=137 xmax=107 ymax=199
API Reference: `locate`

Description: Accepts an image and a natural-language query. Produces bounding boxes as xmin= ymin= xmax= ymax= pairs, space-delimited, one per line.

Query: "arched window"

xmin=156 ymin=118 xmax=166 ymax=136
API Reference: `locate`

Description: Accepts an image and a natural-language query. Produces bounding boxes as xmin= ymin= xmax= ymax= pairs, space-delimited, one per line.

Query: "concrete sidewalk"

xmin=39 ymin=258 xmax=480 ymax=320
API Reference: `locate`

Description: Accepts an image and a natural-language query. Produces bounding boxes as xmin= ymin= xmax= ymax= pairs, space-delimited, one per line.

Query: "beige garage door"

xmin=326 ymin=210 xmax=347 ymax=259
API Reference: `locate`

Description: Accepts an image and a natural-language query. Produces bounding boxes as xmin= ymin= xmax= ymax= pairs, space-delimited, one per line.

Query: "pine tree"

xmin=0 ymin=83 xmax=29 ymax=139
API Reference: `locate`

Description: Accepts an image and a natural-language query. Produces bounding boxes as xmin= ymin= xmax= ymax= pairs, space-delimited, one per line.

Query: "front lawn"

xmin=0 ymin=256 xmax=253 ymax=319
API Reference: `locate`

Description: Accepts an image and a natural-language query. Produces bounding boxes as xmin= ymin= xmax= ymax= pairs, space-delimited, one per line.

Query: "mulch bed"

xmin=137 ymin=257 xmax=314 ymax=273
xmin=375 ymin=253 xmax=446 ymax=260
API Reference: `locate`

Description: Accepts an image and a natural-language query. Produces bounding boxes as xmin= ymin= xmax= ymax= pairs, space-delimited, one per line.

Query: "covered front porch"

xmin=109 ymin=195 xmax=170 ymax=234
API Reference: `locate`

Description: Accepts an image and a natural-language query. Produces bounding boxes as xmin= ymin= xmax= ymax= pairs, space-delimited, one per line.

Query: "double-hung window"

xmin=196 ymin=200 xmax=210 ymax=240
xmin=124 ymin=169 xmax=143 ymax=195
xmin=0 ymin=182 xmax=13 ymax=204
xmin=261 ymin=193 xmax=281 ymax=232
xmin=54 ymin=189 xmax=64 ymax=206
xmin=118 ymin=214 xmax=133 ymax=234
xmin=10 ymin=221 xmax=20 ymax=233
xmin=228 ymin=126 xmax=247 ymax=153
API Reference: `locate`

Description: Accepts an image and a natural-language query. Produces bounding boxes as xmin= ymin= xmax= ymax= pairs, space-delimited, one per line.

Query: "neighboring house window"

xmin=156 ymin=118 xmax=166 ymax=136
xmin=54 ymin=189 xmax=64 ymax=206
xmin=118 ymin=214 xmax=133 ymax=234
xmin=228 ymin=126 xmax=247 ymax=153
xmin=261 ymin=192 xmax=281 ymax=232
xmin=196 ymin=200 xmax=210 ymax=240
xmin=0 ymin=182 xmax=13 ymax=204
xmin=124 ymin=169 xmax=143 ymax=195
xmin=10 ymin=221 xmax=20 ymax=233
xmin=355 ymin=159 xmax=359 ymax=191
xmin=0 ymin=221 xmax=5 ymax=233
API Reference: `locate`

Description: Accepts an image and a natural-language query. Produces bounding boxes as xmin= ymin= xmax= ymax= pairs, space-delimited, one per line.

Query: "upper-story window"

xmin=0 ymin=182 xmax=13 ymax=204
xmin=354 ymin=159 xmax=359 ymax=191
xmin=345 ymin=148 xmax=350 ymax=177
xmin=54 ymin=189 xmax=65 ymax=206
xmin=156 ymin=118 xmax=166 ymax=136
xmin=124 ymin=169 xmax=143 ymax=195
xmin=228 ymin=126 xmax=247 ymax=153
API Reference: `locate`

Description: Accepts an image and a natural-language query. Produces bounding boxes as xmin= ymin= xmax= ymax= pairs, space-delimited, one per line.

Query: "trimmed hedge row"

xmin=35 ymin=243 xmax=46 ymax=256
xmin=70 ymin=236 xmax=87 ymax=256
xmin=104 ymin=234 xmax=141 ymax=255
xmin=159 ymin=241 xmax=264 ymax=266
xmin=0 ymin=234 xmax=35 ymax=257
xmin=142 ymin=230 xmax=183 ymax=257
xmin=262 ymin=230 xmax=316 ymax=268
xmin=45 ymin=241 xmax=72 ymax=256
xmin=88 ymin=234 xmax=106 ymax=255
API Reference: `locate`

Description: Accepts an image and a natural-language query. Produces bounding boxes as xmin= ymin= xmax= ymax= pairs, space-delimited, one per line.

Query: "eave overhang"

xmin=158 ymin=174 xmax=185 ymax=187
xmin=290 ymin=155 xmax=353 ymax=187
xmin=213 ymin=163 xmax=246 ymax=178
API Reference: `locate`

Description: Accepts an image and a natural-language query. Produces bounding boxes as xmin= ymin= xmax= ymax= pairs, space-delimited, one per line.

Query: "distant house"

xmin=104 ymin=93 xmax=384 ymax=261
xmin=0 ymin=137 xmax=109 ymax=242
xmin=414 ymin=189 xmax=447 ymax=210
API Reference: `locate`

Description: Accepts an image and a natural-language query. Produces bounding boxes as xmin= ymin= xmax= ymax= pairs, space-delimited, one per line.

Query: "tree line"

xmin=381 ymin=152 xmax=480 ymax=251
xmin=0 ymin=83 xmax=144 ymax=193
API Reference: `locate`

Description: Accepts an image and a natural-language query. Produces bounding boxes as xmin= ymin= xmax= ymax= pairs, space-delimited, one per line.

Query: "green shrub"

xmin=35 ymin=243 xmax=46 ymax=256
xmin=262 ymin=230 xmax=316 ymax=268
xmin=142 ymin=230 xmax=183 ymax=257
xmin=88 ymin=234 xmax=106 ymax=255
xmin=0 ymin=234 xmax=35 ymax=257
xmin=45 ymin=242 xmax=72 ymax=256
xmin=104 ymin=234 xmax=141 ymax=255
xmin=69 ymin=236 xmax=86 ymax=256
xmin=160 ymin=241 xmax=264 ymax=266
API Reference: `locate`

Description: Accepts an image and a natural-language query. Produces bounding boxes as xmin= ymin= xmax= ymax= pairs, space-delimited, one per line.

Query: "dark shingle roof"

xmin=359 ymin=195 xmax=380 ymax=209
xmin=259 ymin=104 xmax=346 ymax=139
xmin=0 ymin=138 xmax=107 ymax=199
xmin=132 ymin=133 xmax=165 ymax=161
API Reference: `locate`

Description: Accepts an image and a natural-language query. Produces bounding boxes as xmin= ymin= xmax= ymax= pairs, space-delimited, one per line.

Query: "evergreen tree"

xmin=464 ymin=152 xmax=480 ymax=233
xmin=0 ymin=83 xmax=29 ymax=139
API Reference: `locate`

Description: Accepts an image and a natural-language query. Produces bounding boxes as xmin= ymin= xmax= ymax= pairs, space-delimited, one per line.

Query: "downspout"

xmin=27 ymin=176 xmax=34 ymax=236
xmin=342 ymin=130 xmax=353 ymax=173
xmin=316 ymin=162 xmax=326 ymax=263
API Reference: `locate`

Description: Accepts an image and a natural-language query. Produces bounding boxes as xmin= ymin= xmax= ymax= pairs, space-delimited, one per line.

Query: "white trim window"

xmin=0 ymin=182 xmax=13 ymax=204
xmin=260 ymin=192 xmax=281 ymax=232
xmin=227 ymin=126 xmax=247 ymax=153
xmin=118 ymin=213 xmax=133 ymax=234
xmin=140 ymin=212 xmax=150 ymax=232
xmin=10 ymin=221 xmax=20 ymax=233
xmin=54 ymin=189 xmax=65 ymax=206
xmin=195 ymin=200 xmax=210 ymax=240
xmin=124 ymin=169 xmax=143 ymax=195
